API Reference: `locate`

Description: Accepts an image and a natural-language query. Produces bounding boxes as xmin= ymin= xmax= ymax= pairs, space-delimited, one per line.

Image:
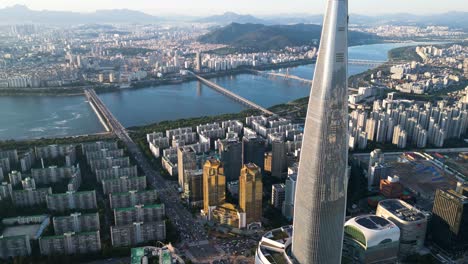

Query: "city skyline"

xmin=0 ymin=0 xmax=467 ymax=16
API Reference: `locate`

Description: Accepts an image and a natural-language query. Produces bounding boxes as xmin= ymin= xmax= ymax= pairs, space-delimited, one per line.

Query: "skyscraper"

xmin=239 ymin=163 xmax=263 ymax=226
xmin=291 ymin=0 xmax=349 ymax=262
xmin=218 ymin=139 xmax=243 ymax=182
xmin=177 ymin=147 xmax=197 ymax=189
xmin=242 ymin=136 xmax=266 ymax=172
xmin=431 ymin=189 xmax=468 ymax=253
xmin=203 ymin=159 xmax=226 ymax=220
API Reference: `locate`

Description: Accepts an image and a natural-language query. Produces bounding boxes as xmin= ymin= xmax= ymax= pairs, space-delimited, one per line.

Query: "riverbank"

xmin=0 ymin=59 xmax=317 ymax=97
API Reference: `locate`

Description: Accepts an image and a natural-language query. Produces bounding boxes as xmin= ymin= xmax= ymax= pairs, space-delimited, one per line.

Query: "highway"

xmin=188 ymin=71 xmax=275 ymax=116
xmin=85 ymin=89 xmax=208 ymax=243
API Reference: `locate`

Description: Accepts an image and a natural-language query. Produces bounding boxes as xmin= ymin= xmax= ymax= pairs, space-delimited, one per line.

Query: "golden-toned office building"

xmin=203 ymin=159 xmax=226 ymax=219
xmin=212 ymin=203 xmax=242 ymax=228
xmin=239 ymin=163 xmax=263 ymax=226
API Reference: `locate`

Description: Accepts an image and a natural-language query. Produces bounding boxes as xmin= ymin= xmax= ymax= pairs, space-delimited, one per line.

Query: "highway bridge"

xmin=84 ymin=89 xmax=208 ymax=243
xmin=251 ymin=70 xmax=359 ymax=92
xmin=189 ymin=71 xmax=275 ymax=116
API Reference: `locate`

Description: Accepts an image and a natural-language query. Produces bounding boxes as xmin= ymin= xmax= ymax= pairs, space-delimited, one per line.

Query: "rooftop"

xmin=354 ymin=215 xmax=394 ymax=230
xmin=114 ymin=203 xmax=164 ymax=212
xmin=378 ymin=199 xmax=426 ymax=222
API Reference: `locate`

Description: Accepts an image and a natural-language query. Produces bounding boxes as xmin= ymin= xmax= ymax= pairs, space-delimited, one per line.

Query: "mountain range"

xmin=198 ymin=23 xmax=382 ymax=51
xmin=0 ymin=5 xmax=159 ymax=24
xmin=0 ymin=5 xmax=467 ymax=30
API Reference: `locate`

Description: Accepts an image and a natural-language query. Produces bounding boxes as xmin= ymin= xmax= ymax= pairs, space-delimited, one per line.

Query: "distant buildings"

xmin=239 ymin=163 xmax=263 ymax=227
xmin=342 ymin=215 xmax=400 ymax=264
xmin=349 ymin=96 xmax=468 ymax=151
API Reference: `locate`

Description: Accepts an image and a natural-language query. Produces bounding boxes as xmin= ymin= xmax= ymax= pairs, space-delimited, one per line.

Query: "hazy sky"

xmin=0 ymin=0 xmax=466 ymax=15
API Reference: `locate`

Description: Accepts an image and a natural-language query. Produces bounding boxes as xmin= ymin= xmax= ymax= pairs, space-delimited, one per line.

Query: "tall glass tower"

xmin=291 ymin=0 xmax=349 ymax=263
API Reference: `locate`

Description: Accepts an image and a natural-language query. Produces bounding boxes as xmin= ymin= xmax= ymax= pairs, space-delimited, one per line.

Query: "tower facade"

xmin=291 ymin=0 xmax=349 ymax=263
xmin=239 ymin=163 xmax=263 ymax=226
xmin=203 ymin=159 xmax=226 ymax=219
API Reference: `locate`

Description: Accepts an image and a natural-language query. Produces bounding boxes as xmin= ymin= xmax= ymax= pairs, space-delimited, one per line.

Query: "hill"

xmin=0 ymin=5 xmax=159 ymax=24
xmin=195 ymin=12 xmax=266 ymax=25
xmin=198 ymin=23 xmax=382 ymax=51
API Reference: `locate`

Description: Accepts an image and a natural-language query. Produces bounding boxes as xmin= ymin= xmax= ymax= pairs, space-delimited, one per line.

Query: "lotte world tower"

xmin=255 ymin=0 xmax=349 ymax=263
xmin=291 ymin=0 xmax=349 ymax=263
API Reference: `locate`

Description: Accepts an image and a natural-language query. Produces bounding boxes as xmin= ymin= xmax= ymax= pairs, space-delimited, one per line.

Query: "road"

xmin=85 ymin=89 xmax=208 ymax=243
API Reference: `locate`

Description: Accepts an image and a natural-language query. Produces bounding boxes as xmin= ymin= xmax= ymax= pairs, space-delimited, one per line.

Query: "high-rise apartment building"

xmin=203 ymin=159 xmax=226 ymax=220
xmin=101 ymin=176 xmax=147 ymax=195
xmin=95 ymin=165 xmax=138 ymax=182
xmin=113 ymin=204 xmax=165 ymax=226
xmin=111 ymin=222 xmax=166 ymax=247
xmin=0 ymin=235 xmax=32 ymax=258
xmin=12 ymin=187 xmax=52 ymax=207
xmin=39 ymin=231 xmax=101 ymax=255
xmin=46 ymin=191 xmax=97 ymax=212
xmin=109 ymin=189 xmax=158 ymax=209
xmin=53 ymin=212 xmax=100 ymax=234
xmin=239 ymin=163 xmax=263 ymax=226
xmin=291 ymin=0 xmax=349 ymax=262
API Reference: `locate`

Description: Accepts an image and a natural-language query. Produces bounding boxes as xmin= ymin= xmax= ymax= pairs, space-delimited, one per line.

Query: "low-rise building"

xmin=342 ymin=215 xmax=400 ymax=264
xmin=376 ymin=199 xmax=427 ymax=257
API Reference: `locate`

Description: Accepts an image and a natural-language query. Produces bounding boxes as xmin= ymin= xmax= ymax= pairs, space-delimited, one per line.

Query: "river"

xmin=0 ymin=43 xmax=418 ymax=140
